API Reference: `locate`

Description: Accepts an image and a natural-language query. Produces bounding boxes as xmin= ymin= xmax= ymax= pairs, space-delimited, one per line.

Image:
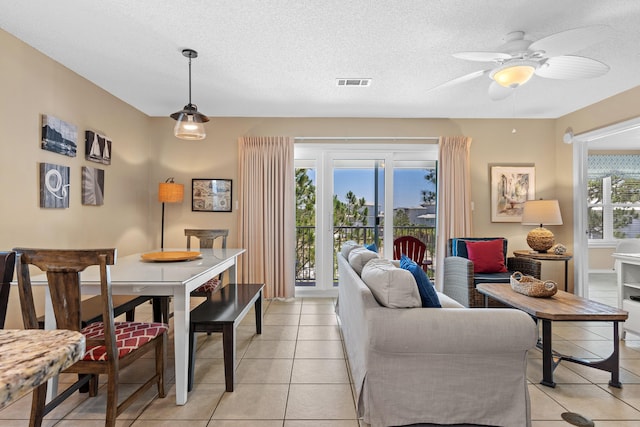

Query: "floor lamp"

xmin=158 ymin=178 xmax=184 ymax=249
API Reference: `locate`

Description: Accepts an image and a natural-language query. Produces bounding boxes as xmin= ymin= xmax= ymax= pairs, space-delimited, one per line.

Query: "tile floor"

xmin=2 ymin=275 xmax=640 ymax=426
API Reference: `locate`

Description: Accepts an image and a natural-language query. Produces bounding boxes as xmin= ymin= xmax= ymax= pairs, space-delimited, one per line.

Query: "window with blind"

xmin=588 ymin=154 xmax=640 ymax=241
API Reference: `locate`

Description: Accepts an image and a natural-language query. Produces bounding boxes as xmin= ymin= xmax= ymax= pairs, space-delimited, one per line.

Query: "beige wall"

xmin=0 ymin=30 xmax=153 ymax=327
xmin=3 ymin=26 xmax=640 ymax=325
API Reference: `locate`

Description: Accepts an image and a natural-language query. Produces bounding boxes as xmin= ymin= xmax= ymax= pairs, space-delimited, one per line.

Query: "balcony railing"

xmin=296 ymin=225 xmax=436 ymax=284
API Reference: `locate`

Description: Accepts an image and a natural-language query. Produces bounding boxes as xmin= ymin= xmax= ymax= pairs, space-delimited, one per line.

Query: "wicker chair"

xmin=442 ymin=237 xmax=541 ymax=308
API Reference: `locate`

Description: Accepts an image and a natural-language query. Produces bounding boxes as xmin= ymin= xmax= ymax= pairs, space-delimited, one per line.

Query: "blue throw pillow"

xmin=399 ymin=255 xmax=441 ymax=308
xmin=364 ymin=242 xmax=378 ymax=253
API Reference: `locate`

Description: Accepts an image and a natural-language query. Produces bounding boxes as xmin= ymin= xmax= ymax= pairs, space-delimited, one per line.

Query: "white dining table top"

xmin=25 ymin=247 xmax=246 ymax=406
xmin=29 ymin=248 xmax=246 ymax=286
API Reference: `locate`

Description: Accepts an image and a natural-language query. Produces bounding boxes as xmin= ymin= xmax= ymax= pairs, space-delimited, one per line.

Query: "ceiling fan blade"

xmin=536 ymin=55 xmax=610 ymax=79
xmin=488 ymin=81 xmax=514 ymax=100
xmin=529 ymin=25 xmax=612 ymax=57
xmin=453 ymin=51 xmax=512 ymax=62
xmin=428 ymin=69 xmax=491 ymax=92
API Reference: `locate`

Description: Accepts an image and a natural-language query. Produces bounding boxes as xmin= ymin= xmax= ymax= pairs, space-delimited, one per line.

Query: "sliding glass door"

xmin=295 ymin=143 xmax=438 ymax=297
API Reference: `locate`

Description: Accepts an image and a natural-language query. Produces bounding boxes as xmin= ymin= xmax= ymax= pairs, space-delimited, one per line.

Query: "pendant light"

xmin=170 ymin=49 xmax=209 ymax=140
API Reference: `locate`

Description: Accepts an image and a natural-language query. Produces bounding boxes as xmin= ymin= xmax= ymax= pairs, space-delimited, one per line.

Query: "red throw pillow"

xmin=465 ymin=239 xmax=508 ymax=273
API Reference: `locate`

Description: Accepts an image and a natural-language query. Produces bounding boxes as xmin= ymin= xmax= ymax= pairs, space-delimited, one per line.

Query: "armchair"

xmin=442 ymin=237 xmax=541 ymax=307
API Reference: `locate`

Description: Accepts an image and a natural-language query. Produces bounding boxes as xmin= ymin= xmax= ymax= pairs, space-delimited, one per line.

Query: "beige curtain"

xmin=435 ymin=136 xmax=473 ymax=291
xmin=238 ymin=136 xmax=295 ymax=299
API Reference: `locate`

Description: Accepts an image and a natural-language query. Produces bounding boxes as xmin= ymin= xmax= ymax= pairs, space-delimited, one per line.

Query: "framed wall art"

xmin=490 ymin=165 xmax=535 ymax=222
xmin=82 ymin=166 xmax=105 ymax=206
xmin=192 ymin=178 xmax=232 ymax=212
xmin=41 ymin=114 xmax=77 ymax=157
xmin=85 ymin=130 xmax=112 ymax=165
xmin=40 ymin=162 xmax=70 ymax=208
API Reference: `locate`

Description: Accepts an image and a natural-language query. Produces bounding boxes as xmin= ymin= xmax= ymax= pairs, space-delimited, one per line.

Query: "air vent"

xmin=336 ymin=78 xmax=372 ymax=87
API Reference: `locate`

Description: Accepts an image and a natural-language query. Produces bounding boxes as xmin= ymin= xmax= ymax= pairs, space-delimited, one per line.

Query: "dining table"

xmin=34 ymin=247 xmax=245 ymax=405
xmin=0 ymin=329 xmax=85 ymax=409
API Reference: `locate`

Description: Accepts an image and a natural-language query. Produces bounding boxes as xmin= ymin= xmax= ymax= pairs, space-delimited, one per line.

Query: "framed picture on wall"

xmin=41 ymin=114 xmax=77 ymax=157
xmin=40 ymin=162 xmax=70 ymax=208
xmin=192 ymin=178 xmax=232 ymax=212
xmin=490 ymin=165 xmax=535 ymax=222
xmin=81 ymin=166 xmax=105 ymax=206
xmin=85 ymin=130 xmax=112 ymax=165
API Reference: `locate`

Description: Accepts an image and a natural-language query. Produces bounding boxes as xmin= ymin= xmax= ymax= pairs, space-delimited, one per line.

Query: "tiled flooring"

xmin=3 ymin=275 xmax=640 ymax=426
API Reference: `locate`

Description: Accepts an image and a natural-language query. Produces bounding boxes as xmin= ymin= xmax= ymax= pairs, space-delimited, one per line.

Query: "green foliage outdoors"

xmin=295 ymin=167 xmax=438 ymax=280
xmin=588 ymin=175 xmax=640 ymax=239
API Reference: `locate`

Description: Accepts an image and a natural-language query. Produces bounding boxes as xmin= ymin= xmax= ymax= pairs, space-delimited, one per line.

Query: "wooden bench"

xmin=188 ymin=283 xmax=264 ymax=392
xmin=37 ymin=295 xmax=166 ymax=329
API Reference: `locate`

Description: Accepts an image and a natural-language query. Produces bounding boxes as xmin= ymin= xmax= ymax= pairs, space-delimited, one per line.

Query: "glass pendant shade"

xmin=170 ymin=48 xmax=209 ymax=140
xmin=171 ymin=106 xmax=208 ymax=140
xmin=491 ymin=61 xmax=537 ymax=88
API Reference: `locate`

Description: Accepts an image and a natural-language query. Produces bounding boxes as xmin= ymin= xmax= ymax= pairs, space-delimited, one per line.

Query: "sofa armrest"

xmin=367 ymin=307 xmax=537 ymax=354
xmin=441 ymin=256 xmax=474 ymax=307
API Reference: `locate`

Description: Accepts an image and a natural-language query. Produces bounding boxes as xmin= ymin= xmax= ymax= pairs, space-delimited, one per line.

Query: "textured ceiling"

xmin=1 ymin=0 xmax=640 ymax=119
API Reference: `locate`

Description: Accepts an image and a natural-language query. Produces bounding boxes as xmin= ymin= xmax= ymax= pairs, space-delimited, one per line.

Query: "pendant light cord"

xmin=188 ymin=56 xmax=192 ymax=106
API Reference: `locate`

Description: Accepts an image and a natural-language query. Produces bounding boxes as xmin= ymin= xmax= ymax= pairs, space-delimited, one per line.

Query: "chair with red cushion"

xmin=186 ymin=229 xmax=229 ymax=298
xmin=14 ymin=248 xmax=167 ymax=427
xmin=442 ymin=237 xmax=541 ymax=308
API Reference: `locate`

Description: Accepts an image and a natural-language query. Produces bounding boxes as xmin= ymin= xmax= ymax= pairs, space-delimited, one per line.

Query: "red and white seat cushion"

xmin=81 ymin=322 xmax=168 ymax=361
xmin=193 ymin=277 xmax=221 ymax=294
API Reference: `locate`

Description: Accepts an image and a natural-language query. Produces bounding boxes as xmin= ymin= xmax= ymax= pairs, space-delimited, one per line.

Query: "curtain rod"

xmin=294 ymin=136 xmax=439 ymax=141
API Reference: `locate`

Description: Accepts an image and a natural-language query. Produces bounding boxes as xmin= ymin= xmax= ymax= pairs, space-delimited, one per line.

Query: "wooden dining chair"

xmin=14 ymin=248 xmax=167 ymax=427
xmin=0 ymin=251 xmax=16 ymax=329
xmin=186 ymin=229 xmax=229 ymax=298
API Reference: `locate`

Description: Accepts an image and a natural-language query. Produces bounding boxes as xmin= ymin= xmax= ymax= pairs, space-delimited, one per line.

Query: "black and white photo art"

xmin=41 ymin=114 xmax=77 ymax=157
xmin=40 ymin=163 xmax=70 ymax=208
xmin=82 ymin=166 xmax=105 ymax=206
xmin=85 ymin=130 xmax=112 ymax=165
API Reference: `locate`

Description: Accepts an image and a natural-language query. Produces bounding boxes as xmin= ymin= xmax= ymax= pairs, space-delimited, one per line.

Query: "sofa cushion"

xmin=361 ymin=258 xmax=421 ymax=308
xmin=364 ymin=242 xmax=378 ymax=252
xmin=348 ymin=247 xmax=379 ymax=275
xmin=437 ymin=292 xmax=464 ymax=308
xmin=399 ymin=255 xmax=441 ymax=308
xmin=465 ymin=239 xmax=508 ymax=273
xmin=340 ymin=240 xmax=362 ymax=259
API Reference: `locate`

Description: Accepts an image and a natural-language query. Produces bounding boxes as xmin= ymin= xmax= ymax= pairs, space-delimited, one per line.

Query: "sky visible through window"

xmin=304 ymin=168 xmax=435 ymax=208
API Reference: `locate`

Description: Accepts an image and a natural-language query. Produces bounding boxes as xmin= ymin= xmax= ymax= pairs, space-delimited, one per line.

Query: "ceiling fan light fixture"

xmin=170 ymin=49 xmax=209 ymax=140
xmin=491 ymin=60 xmax=538 ymax=88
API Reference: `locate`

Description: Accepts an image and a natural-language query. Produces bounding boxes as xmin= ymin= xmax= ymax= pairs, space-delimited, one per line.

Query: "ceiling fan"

xmin=436 ymin=25 xmax=612 ymax=100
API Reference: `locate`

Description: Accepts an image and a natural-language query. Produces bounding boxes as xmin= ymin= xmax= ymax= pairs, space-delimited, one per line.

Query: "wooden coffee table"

xmin=476 ymin=283 xmax=628 ymax=388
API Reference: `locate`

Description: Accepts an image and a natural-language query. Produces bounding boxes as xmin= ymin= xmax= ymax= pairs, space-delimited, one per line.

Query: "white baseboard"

xmin=294 ymin=287 xmax=339 ymax=298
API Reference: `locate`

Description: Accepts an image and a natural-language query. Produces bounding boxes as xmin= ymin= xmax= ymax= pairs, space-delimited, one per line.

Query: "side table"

xmin=513 ymin=250 xmax=573 ymax=292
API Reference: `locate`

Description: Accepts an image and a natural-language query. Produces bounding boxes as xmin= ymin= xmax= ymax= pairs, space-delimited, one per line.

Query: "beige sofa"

xmin=336 ymin=246 xmax=538 ymax=427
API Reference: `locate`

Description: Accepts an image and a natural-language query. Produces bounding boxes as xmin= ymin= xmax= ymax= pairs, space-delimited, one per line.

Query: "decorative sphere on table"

xmin=526 ymin=227 xmax=555 ymax=252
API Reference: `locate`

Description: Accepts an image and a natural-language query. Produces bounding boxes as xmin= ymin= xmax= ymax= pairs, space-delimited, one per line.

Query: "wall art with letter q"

xmin=40 ymin=163 xmax=70 ymax=208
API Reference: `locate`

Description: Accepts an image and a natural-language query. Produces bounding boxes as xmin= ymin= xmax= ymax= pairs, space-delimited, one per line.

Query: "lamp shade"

xmin=521 ymin=200 xmax=563 ymax=226
xmin=171 ymin=104 xmax=208 ymax=140
xmin=158 ymin=181 xmax=184 ymax=203
xmin=491 ymin=61 xmax=537 ymax=88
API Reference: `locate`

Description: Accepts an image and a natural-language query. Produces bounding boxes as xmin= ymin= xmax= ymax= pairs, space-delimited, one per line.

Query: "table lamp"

xmin=158 ymin=177 xmax=184 ymax=249
xmin=521 ymin=199 xmax=563 ymax=253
